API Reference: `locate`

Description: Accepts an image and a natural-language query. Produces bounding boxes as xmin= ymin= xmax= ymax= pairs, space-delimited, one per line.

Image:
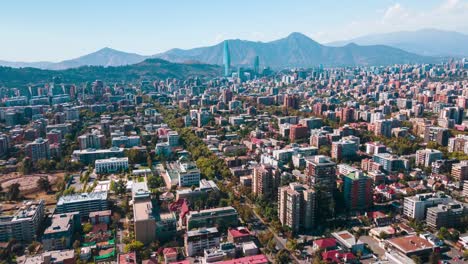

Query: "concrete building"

xmin=72 ymin=147 xmax=124 ymax=165
xmin=252 ymin=163 xmax=280 ymax=197
xmin=305 ymin=155 xmax=336 ymax=196
xmin=415 ymin=149 xmax=443 ymax=168
xmin=42 ymin=213 xmax=80 ymax=250
xmin=17 ymin=249 xmax=75 ymax=264
xmin=386 ymin=235 xmax=435 ymax=259
xmin=451 ymin=160 xmax=468 ymax=182
xmin=372 ymin=153 xmax=408 ymax=173
xmin=424 ymin=126 xmax=450 ymax=146
xmin=0 ymin=200 xmax=45 ymax=243
xmin=374 ymin=119 xmax=392 ymax=138
xmin=289 ymin=124 xmax=308 ymax=142
xmin=331 ymin=138 xmax=359 ymax=160
xmin=111 ymin=136 xmax=140 ymax=148
xmin=426 ymin=202 xmax=467 ymax=229
xmin=166 ymin=157 xmax=201 ymax=187
xmin=26 ymin=138 xmax=50 ymax=163
xmin=56 ymin=192 xmax=108 ymax=219
xmin=403 ymin=193 xmax=451 ymax=221
xmin=78 ymin=130 xmax=105 ymax=150
xmin=185 ymin=206 xmax=238 ymax=231
xmin=185 ymin=227 xmax=221 ymax=257
xmin=167 ymin=131 xmax=180 ymax=147
xmin=278 ymin=183 xmax=316 ymax=233
xmin=343 ymin=171 xmax=373 ymax=210
xmin=95 ymin=157 xmax=129 ymax=174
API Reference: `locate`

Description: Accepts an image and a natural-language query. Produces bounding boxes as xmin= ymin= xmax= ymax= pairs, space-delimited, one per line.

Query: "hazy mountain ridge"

xmin=0 ymin=31 xmax=449 ymax=70
xmin=154 ymin=32 xmax=436 ymax=68
xmin=327 ymin=29 xmax=468 ymax=56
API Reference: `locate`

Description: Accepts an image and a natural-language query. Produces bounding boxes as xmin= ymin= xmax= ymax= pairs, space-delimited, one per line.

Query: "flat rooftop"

xmin=57 ymin=192 xmax=107 ymax=205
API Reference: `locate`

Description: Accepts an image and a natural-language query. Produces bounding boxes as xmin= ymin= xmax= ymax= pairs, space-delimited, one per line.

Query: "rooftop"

xmin=387 ymin=235 xmax=434 ymax=254
xmin=44 ymin=213 xmax=78 ymax=235
xmin=57 ymin=192 xmax=107 ymax=206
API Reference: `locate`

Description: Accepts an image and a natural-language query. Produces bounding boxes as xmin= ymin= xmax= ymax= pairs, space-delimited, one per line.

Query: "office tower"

xmin=253 ymin=55 xmax=259 ymax=75
xmin=223 ymin=40 xmax=231 ymax=77
xmin=343 ymin=171 xmax=373 ymax=210
xmin=252 ymin=164 xmax=280 ymax=198
xmin=278 ymin=183 xmax=316 ymax=233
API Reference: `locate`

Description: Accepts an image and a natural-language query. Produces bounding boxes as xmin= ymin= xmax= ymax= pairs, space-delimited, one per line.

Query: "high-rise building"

xmin=343 ymin=171 xmax=373 ymax=210
xmin=415 ymin=149 xmax=443 ymax=168
xmin=278 ymin=183 xmax=316 ymax=233
xmin=253 ymin=56 xmax=260 ymax=75
xmin=26 ymin=138 xmax=51 ymax=163
xmin=252 ymin=164 xmax=280 ymax=198
xmin=284 ymin=94 xmax=299 ymax=110
xmin=374 ymin=119 xmax=393 ymax=138
xmin=305 ymin=155 xmax=336 ymax=219
xmin=0 ymin=200 xmax=45 ymax=243
xmin=223 ymin=40 xmax=231 ymax=77
xmin=424 ymin=126 xmax=450 ymax=146
xmin=78 ymin=130 xmax=106 ymax=150
xmin=451 ymin=161 xmax=468 ymax=182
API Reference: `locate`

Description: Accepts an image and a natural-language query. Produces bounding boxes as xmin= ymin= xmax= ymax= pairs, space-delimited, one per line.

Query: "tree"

xmin=147 ymin=175 xmax=163 ymax=189
xmin=437 ymin=227 xmax=449 ymax=240
xmin=73 ymin=240 xmax=81 ymax=249
xmin=275 ymin=249 xmax=291 ymax=264
xmin=7 ymin=183 xmax=21 ymax=200
xmin=19 ymin=158 xmax=33 ymax=175
xmin=37 ymin=177 xmax=51 ymax=192
xmin=124 ymin=240 xmax=144 ymax=254
xmin=286 ymin=239 xmax=298 ymax=251
xmin=82 ymin=222 xmax=93 ymax=233
xmin=411 ymin=255 xmax=422 ymax=264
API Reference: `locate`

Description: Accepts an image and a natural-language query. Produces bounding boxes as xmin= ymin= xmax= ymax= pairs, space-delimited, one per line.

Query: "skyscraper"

xmin=223 ymin=40 xmax=231 ymax=77
xmin=253 ymin=55 xmax=259 ymax=75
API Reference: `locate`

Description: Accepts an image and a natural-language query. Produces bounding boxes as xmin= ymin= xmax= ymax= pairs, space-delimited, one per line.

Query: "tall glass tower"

xmin=223 ymin=40 xmax=231 ymax=77
xmin=253 ymin=55 xmax=259 ymax=75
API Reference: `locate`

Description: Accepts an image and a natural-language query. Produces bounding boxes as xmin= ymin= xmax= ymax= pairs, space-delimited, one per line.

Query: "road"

xmin=248 ymin=204 xmax=304 ymax=264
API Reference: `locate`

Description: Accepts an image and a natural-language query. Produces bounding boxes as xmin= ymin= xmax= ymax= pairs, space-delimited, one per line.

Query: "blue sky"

xmin=1 ymin=0 xmax=467 ymax=61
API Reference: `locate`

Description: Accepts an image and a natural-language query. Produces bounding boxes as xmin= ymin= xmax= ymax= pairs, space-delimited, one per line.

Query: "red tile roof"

xmin=314 ymin=238 xmax=337 ymax=249
xmin=228 ymin=227 xmax=251 ymax=238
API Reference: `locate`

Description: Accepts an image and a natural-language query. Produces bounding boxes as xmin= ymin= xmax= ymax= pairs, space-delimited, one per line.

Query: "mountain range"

xmin=154 ymin=32 xmax=435 ymax=68
xmin=2 ymin=29 xmax=466 ymax=70
xmin=327 ymin=28 xmax=468 ymax=57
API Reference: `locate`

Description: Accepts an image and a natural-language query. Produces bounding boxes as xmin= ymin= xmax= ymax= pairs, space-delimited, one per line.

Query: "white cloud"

xmin=382 ymin=3 xmax=409 ymax=22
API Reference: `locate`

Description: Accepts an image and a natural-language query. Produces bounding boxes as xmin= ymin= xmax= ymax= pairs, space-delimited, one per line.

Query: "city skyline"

xmin=1 ymin=0 xmax=467 ymax=62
